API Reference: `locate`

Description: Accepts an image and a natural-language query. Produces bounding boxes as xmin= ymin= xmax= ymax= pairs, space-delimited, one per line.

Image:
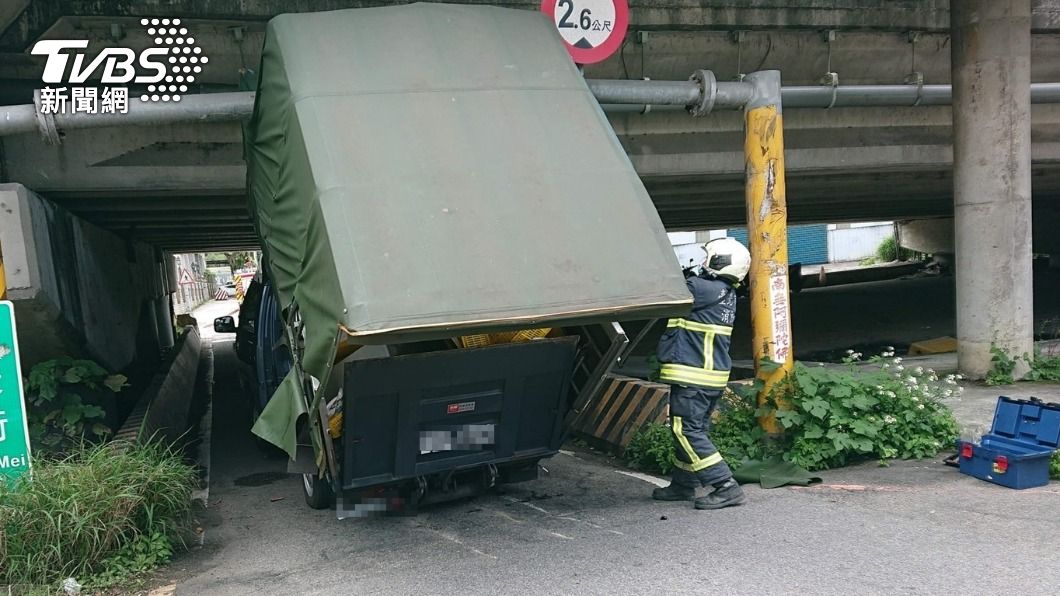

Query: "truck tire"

xmin=303 ymin=472 xmax=334 ymax=509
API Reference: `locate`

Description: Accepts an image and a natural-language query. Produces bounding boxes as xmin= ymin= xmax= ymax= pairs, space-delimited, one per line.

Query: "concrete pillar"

xmin=156 ymin=294 xmax=175 ymax=349
xmin=951 ymin=0 xmax=1034 ymax=379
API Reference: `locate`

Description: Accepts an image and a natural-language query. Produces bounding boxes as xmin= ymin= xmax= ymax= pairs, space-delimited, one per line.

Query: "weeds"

xmin=987 ymin=346 xmax=1060 ymax=384
xmin=1052 ymin=451 xmax=1060 ymax=481
xmin=986 ymin=346 xmax=1018 ymax=386
xmin=624 ymin=422 xmax=674 ymax=475
xmin=0 ymin=440 xmax=197 ymax=589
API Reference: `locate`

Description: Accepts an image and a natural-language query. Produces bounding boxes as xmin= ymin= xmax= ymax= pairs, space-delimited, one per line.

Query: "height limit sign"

xmin=541 ymin=0 xmax=629 ymax=64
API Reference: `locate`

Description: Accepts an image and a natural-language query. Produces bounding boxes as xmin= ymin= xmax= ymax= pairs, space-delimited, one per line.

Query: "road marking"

xmin=504 ymin=495 xmax=550 ymax=515
xmin=558 ymin=515 xmax=602 ymax=529
xmin=549 ymin=531 xmax=574 ymax=540
xmin=616 ymin=470 xmax=669 ymax=488
xmin=491 ymin=509 xmax=525 ymax=521
xmin=415 ymin=524 xmax=498 ymax=560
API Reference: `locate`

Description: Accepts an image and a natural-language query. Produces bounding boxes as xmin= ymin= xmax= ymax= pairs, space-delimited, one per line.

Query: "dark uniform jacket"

xmin=656 ymin=274 xmax=736 ymax=390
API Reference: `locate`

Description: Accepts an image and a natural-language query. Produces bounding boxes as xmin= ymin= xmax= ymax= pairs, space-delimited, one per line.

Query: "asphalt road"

xmin=167 ymin=339 xmax=1060 ymax=595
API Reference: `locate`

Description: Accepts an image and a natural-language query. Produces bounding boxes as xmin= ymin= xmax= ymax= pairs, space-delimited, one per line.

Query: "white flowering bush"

xmin=763 ymin=349 xmax=961 ymax=470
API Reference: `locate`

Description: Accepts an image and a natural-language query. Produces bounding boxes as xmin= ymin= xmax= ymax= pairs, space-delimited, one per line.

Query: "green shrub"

xmin=625 ymin=352 xmax=961 ymax=475
xmin=0 ymin=441 xmax=197 ymax=589
xmin=1052 ymin=451 xmax=1060 ymax=481
xmin=770 ymin=356 xmax=960 ymax=470
xmin=25 ymin=358 xmax=128 ymax=454
xmin=624 ymin=422 xmax=674 ymax=475
xmin=875 ymin=236 xmax=914 ymax=262
xmin=710 ymin=390 xmax=771 ymax=467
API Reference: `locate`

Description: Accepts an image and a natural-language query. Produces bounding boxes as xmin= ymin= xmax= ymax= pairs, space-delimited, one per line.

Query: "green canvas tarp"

xmin=244 ymin=3 xmax=691 ymax=457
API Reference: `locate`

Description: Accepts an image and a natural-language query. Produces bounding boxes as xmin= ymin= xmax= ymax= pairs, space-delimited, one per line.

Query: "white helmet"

xmin=703 ymin=237 xmax=751 ymax=283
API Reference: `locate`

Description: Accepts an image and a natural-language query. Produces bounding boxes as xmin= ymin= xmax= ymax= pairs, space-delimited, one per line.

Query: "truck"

xmin=212 ymin=3 xmax=691 ymax=515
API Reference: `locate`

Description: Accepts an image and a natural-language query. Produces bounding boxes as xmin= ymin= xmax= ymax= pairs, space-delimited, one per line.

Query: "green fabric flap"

xmin=733 ymin=457 xmax=823 ymax=489
xmin=251 ymin=368 xmax=307 ymax=460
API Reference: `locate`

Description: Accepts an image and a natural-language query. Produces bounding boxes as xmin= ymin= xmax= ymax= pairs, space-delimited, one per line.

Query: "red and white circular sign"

xmin=541 ymin=0 xmax=629 ymax=64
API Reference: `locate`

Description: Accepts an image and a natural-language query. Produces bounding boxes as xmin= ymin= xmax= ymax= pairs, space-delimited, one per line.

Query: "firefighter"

xmin=652 ymin=237 xmax=751 ymax=510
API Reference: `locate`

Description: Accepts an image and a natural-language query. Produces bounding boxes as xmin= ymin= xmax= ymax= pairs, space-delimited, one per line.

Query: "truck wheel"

xmin=303 ymin=472 xmax=334 ymax=509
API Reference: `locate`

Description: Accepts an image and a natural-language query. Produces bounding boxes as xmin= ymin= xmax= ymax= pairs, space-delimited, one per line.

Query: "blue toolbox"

xmin=956 ymin=396 xmax=1060 ymax=489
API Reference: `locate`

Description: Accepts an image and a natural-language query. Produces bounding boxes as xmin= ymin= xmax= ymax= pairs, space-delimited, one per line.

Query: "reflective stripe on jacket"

xmin=656 ymin=275 xmax=736 ymax=389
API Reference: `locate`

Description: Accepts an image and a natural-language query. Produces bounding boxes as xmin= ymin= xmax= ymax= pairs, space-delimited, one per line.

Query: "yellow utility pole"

xmin=743 ymin=70 xmax=794 ymax=433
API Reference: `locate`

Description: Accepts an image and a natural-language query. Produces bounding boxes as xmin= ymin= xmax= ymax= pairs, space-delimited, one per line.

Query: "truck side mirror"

xmin=214 ymin=315 xmax=237 ymax=333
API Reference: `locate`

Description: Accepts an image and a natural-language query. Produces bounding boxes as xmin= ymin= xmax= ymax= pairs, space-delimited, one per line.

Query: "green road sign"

xmin=0 ymin=300 xmax=32 ymax=481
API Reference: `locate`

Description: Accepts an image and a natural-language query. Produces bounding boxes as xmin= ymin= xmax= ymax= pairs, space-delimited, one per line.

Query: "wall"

xmin=828 ymin=223 xmax=894 ymax=262
xmin=0 ymin=183 xmax=165 ymax=370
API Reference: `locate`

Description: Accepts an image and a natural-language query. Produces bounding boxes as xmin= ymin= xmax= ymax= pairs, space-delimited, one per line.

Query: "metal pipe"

xmin=0 ymin=92 xmax=254 ymax=139
xmin=3 ymin=80 xmax=1060 ymax=140
xmin=585 ymin=79 xmax=701 ymax=105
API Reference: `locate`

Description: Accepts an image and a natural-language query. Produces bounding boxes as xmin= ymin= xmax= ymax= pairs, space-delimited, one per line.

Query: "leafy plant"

xmin=24 ymin=357 xmax=127 ymax=453
xmin=986 ymin=346 xmax=1017 ymax=386
xmin=624 ymin=422 xmax=675 ymax=475
xmin=1051 ymin=451 xmax=1060 ymax=481
xmin=85 ymin=531 xmax=174 ymax=589
xmin=695 ymin=352 xmax=959 ymax=472
xmin=711 ymin=388 xmax=772 ymax=468
xmin=1025 ymin=350 xmax=1060 ymax=382
xmin=769 ymin=356 xmax=960 ymax=470
xmin=986 ymin=346 xmax=1060 ymax=384
xmin=0 ymin=441 xmax=197 ymax=589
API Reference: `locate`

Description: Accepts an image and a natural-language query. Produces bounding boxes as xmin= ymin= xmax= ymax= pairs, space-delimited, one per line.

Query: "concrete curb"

xmin=190 ymin=342 xmax=214 ymax=508
xmin=114 ymin=325 xmax=202 ymax=444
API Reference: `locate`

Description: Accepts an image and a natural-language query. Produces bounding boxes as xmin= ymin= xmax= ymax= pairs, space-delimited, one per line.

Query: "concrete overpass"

xmin=1 ymin=0 xmax=1060 ymax=249
xmin=0 ymin=0 xmax=1055 ymax=378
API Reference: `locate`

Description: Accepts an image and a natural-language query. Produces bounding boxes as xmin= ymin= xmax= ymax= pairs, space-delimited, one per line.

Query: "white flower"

xmin=876 ymin=385 xmax=884 ymax=390
xmin=895 ymin=365 xmax=905 ymax=372
xmin=886 ymin=391 xmax=897 ymax=398
xmin=911 ymin=396 xmax=919 ymax=402
xmin=914 ymin=367 xmax=924 ymax=375
xmin=957 ymin=386 xmax=965 ymax=394
xmin=853 ymin=352 xmax=863 ymax=360
xmin=882 ymin=351 xmax=895 ymax=358
xmin=956 ymin=374 xmax=964 ymax=380
xmin=907 ymin=376 xmax=917 ymax=384
xmin=884 ymin=415 xmax=897 ymax=424
xmin=893 ymin=357 xmax=903 ymax=364
xmin=846 ymin=349 xmax=855 ymax=355
xmin=917 ymin=404 xmax=925 ymax=410
xmin=886 ymin=346 xmax=895 ymax=352
xmin=883 ymin=363 xmax=891 ymax=370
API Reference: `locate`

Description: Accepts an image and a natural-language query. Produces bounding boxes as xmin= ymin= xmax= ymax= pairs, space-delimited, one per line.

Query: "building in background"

xmin=669 ymin=222 xmax=895 ymax=269
xmin=172 ymin=253 xmax=212 ymax=315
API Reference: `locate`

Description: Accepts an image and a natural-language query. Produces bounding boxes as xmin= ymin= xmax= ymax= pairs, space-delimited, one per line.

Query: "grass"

xmin=0 ymin=440 xmax=198 ymax=590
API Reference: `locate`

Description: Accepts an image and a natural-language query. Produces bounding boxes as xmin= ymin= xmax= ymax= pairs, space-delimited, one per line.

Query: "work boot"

xmin=652 ymin=483 xmax=695 ymax=501
xmin=694 ymin=479 xmax=746 ymax=510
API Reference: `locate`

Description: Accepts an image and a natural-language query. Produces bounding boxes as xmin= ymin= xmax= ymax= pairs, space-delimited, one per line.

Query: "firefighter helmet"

xmin=702 ymin=237 xmax=751 ymax=282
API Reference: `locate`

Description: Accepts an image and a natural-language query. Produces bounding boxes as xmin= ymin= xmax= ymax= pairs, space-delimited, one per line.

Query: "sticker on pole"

xmin=541 ymin=0 xmax=629 ymax=64
xmin=0 ymin=301 xmax=32 ymax=483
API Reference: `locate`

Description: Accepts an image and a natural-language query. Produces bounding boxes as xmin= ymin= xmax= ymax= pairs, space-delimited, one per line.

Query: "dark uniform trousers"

xmin=668 ymin=385 xmax=733 ymax=487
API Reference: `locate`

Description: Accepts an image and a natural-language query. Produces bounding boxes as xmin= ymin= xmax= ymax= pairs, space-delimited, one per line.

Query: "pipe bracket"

xmin=32 ymin=90 xmax=61 ymax=145
xmin=688 ymin=69 xmax=717 ymax=117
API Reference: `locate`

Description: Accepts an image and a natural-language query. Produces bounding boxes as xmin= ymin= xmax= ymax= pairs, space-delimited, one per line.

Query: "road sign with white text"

xmin=0 ymin=301 xmax=32 ymax=482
